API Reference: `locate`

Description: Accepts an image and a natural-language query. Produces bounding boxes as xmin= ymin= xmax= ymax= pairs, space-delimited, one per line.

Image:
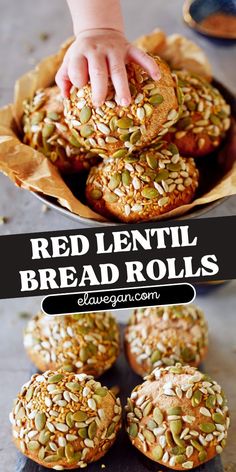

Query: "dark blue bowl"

xmin=183 ymin=0 xmax=236 ymax=39
xmin=190 ymin=0 xmax=236 ymax=21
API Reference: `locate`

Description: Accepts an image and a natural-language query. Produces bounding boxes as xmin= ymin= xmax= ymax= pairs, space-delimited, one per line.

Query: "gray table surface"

xmin=0 ymin=1 xmax=236 ymax=471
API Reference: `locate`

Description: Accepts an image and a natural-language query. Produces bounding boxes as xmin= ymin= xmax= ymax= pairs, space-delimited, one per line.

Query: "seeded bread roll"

xmin=167 ymin=70 xmax=231 ymax=157
xmin=24 ymin=312 xmax=120 ymax=377
xmin=86 ymin=143 xmax=199 ymax=222
xmin=126 ymin=364 xmax=230 ymax=470
xmin=10 ymin=371 xmax=122 ymax=469
xmin=22 ymin=86 xmax=99 ymax=173
xmin=125 ymin=305 xmax=208 ymax=377
xmin=64 ymin=57 xmax=181 ymax=157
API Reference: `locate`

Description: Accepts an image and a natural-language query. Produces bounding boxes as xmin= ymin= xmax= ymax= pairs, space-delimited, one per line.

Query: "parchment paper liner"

xmin=0 ymin=33 xmax=235 ymax=224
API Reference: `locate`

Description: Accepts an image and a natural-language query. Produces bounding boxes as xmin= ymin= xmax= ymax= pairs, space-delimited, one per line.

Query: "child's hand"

xmin=56 ymin=29 xmax=161 ymax=107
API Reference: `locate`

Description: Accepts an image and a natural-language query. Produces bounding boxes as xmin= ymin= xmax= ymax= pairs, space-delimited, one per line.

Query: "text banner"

xmin=0 ymin=215 xmax=235 ymax=299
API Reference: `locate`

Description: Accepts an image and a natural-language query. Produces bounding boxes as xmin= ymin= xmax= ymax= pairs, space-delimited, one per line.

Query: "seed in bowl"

xmin=10 ymin=370 xmax=122 ymax=469
xmin=85 ymin=143 xmax=199 ymax=223
xmin=24 ymin=311 xmax=120 ymax=377
xmin=125 ymin=304 xmax=208 ymax=377
xmin=126 ymin=364 xmax=230 ymax=470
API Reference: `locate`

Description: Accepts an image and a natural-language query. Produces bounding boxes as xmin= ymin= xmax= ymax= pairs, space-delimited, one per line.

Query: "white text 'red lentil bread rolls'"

xmin=85 ymin=143 xmax=199 ymax=222
xmin=125 ymin=305 xmax=208 ymax=377
xmin=10 ymin=371 xmax=122 ymax=469
xmin=22 ymin=86 xmax=99 ymax=173
xmin=64 ymin=57 xmax=181 ymax=157
xmin=166 ymin=70 xmax=231 ymax=157
xmin=23 ymin=312 xmax=120 ymax=377
xmin=126 ymin=364 xmax=230 ymax=470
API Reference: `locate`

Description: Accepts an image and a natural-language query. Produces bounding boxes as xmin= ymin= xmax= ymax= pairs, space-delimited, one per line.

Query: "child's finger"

xmin=55 ymin=59 xmax=72 ymax=98
xmin=128 ymin=46 xmax=161 ymax=81
xmin=108 ymin=52 xmax=131 ymax=106
xmin=68 ymin=54 xmax=89 ymax=89
xmin=87 ymin=53 xmax=108 ymax=107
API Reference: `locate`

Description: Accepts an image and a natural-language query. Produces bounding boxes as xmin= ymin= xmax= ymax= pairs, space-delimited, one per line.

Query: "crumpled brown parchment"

xmin=134 ymin=29 xmax=212 ymax=80
xmin=0 ymin=33 xmax=235 ymax=224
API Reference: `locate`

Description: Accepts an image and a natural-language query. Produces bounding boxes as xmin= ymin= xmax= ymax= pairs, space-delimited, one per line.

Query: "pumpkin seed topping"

xmin=199 ymin=450 xmax=207 ymax=462
xmin=72 ymin=411 xmax=88 ymax=422
xmin=48 ymin=374 xmax=63 ymax=384
xmin=166 ymin=430 xmax=175 ymax=448
xmin=181 ymin=347 xmax=195 ymax=362
xmin=39 ymin=430 xmax=51 ymax=445
xmin=130 ymin=130 xmax=141 ymax=144
xmin=26 ymin=386 xmax=34 ymax=402
xmin=88 ymin=421 xmax=97 ymax=439
xmin=117 ymin=117 xmax=133 ymax=129
xmin=206 ymin=395 xmax=216 ymax=409
xmin=172 ymin=446 xmax=186 ymax=455
xmin=80 ymin=124 xmax=94 ymax=138
xmin=129 ymin=422 xmax=138 ymax=438
xmin=212 ymin=413 xmax=225 ymax=424
xmin=141 ymin=187 xmax=159 ymax=199
xmin=44 ymin=454 xmax=60 ymax=463
xmin=167 ymin=407 xmax=182 ymax=416
xmin=65 ymin=443 xmax=74 ymax=461
xmin=35 ymin=412 xmax=46 ymax=431
xmin=65 ymin=382 xmax=81 ymax=392
xmin=80 ymin=106 xmax=92 ymax=124
xmin=90 ymin=189 xmax=102 ymax=200
xmin=149 ymin=94 xmax=164 ymax=105
xmin=200 ymin=422 xmax=215 ymax=433
xmin=112 ymin=149 xmax=127 ymax=158
xmin=38 ymin=446 xmax=46 ymax=460
xmin=147 ymin=419 xmax=158 ymax=430
xmin=47 ymin=111 xmax=60 ymax=121
xmin=192 ymin=390 xmax=203 ymax=407
xmin=104 ymin=191 xmax=118 ymax=203
xmin=153 ymin=407 xmax=163 ymax=426
xmin=147 ymin=154 xmax=158 ymax=169
xmin=150 ymin=350 xmax=161 ymax=364
xmin=143 ymin=402 xmax=152 ymax=417
xmin=28 ymin=440 xmax=40 ymax=451
xmin=32 ymin=111 xmax=45 ymax=124
xmin=152 ymin=445 xmax=163 ymax=461
xmin=108 ymin=173 xmax=121 ymax=190
xmin=170 ymin=419 xmax=183 ymax=436
xmin=144 ymin=103 xmax=153 ymax=117
xmin=42 ymin=123 xmax=55 ymax=139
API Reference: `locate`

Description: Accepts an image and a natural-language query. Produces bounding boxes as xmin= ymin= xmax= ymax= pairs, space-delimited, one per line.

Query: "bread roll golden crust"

xmin=22 ymin=86 xmax=99 ymax=173
xmin=126 ymin=364 xmax=230 ymax=470
xmin=10 ymin=371 xmax=122 ymax=469
xmin=24 ymin=312 xmax=120 ymax=377
xmin=64 ymin=57 xmax=181 ymax=157
xmin=86 ymin=144 xmax=199 ymax=222
xmin=125 ymin=305 xmax=208 ymax=377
